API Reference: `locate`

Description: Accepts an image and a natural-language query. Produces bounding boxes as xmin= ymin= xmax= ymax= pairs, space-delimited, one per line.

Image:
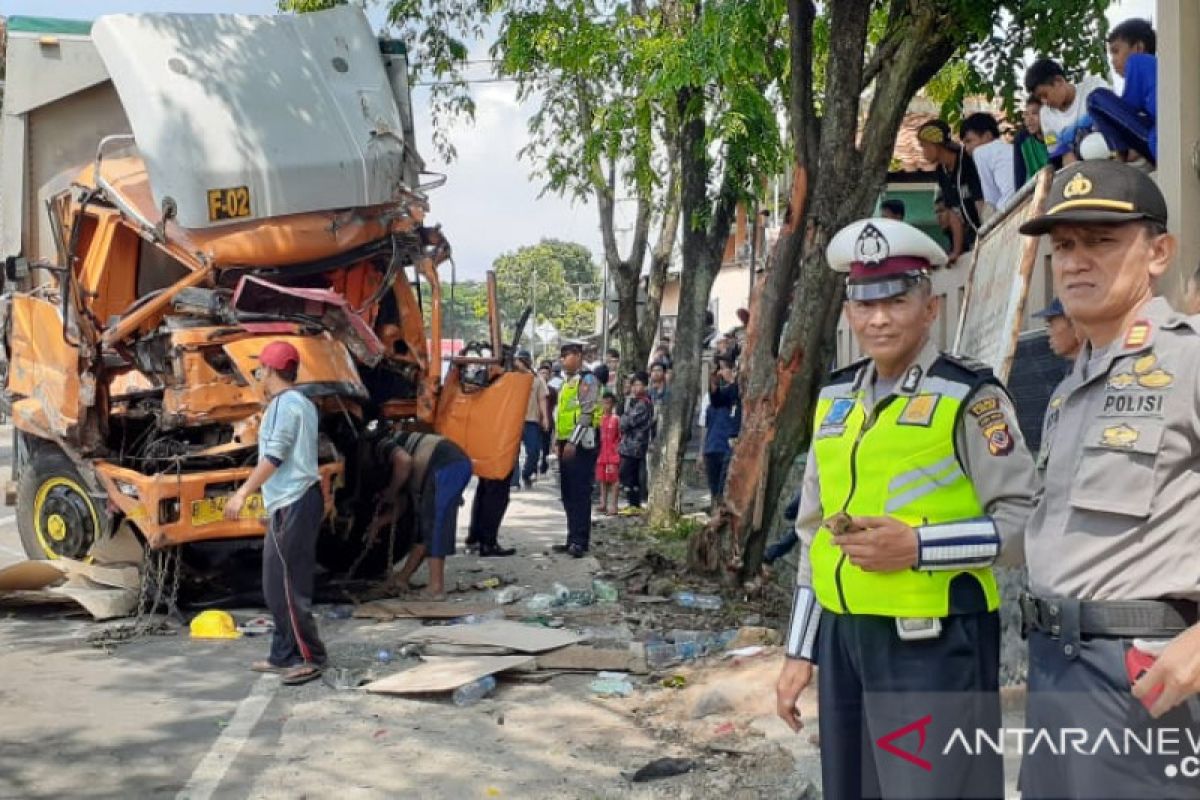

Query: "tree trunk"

xmin=693 ymin=1 xmax=965 ymax=578
xmin=647 ymin=83 xmax=737 ymax=528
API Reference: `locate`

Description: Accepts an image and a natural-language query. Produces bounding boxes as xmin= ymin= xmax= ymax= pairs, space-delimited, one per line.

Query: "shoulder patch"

xmin=827 ymin=357 xmax=869 ymax=387
xmin=935 ymin=352 xmax=995 ymax=379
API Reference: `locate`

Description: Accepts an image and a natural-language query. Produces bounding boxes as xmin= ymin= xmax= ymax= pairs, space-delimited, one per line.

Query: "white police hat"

xmin=826 ymin=217 xmax=948 ymax=301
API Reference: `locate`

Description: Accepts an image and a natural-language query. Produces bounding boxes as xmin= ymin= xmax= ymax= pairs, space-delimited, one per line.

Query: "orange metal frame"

xmin=94 ymin=460 xmax=344 ymax=549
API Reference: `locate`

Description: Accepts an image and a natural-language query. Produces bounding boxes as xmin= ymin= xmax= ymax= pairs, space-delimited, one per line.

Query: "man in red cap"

xmin=225 ymin=340 xmax=326 ymax=685
xmin=774 ymin=217 xmax=1036 ymax=798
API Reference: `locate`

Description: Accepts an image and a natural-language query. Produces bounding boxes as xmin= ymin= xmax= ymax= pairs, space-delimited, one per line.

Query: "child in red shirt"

xmin=595 ymin=392 xmax=622 ymax=515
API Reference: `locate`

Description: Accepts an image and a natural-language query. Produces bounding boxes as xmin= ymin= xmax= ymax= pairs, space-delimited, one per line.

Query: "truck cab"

xmin=0 ymin=8 xmax=529 ymax=579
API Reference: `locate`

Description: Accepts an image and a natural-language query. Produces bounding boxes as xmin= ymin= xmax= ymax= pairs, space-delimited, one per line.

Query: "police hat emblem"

xmin=854 ymin=223 xmax=890 ymax=266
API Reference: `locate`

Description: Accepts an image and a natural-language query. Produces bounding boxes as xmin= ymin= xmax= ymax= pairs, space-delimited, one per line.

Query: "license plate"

xmin=191 ymin=494 xmax=264 ymax=526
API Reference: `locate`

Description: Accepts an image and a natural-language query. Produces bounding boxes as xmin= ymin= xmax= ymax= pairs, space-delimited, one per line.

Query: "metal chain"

xmin=87 ymin=546 xmax=181 ymax=649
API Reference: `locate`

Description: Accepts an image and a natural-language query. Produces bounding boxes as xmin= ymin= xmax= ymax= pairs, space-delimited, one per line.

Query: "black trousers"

xmin=619 ymin=455 xmax=645 ymax=507
xmin=539 ymin=429 xmax=552 ymax=472
xmin=558 ymin=442 xmax=598 ymax=549
xmin=263 ymin=483 xmax=327 ymax=668
xmin=1022 ymin=609 xmax=1200 ymax=799
xmin=817 ymin=601 xmax=1002 ymax=800
xmin=468 ymin=475 xmax=513 ymax=548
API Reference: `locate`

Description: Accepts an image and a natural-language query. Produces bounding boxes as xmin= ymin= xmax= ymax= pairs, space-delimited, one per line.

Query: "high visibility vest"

xmin=556 ymin=372 xmax=602 ymax=441
xmin=809 ymin=357 xmax=1000 ymax=618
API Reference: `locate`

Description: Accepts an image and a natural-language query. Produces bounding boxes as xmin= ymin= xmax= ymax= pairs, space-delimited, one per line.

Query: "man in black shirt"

xmin=363 ymin=422 xmax=473 ymax=600
xmin=917 ymin=119 xmax=985 ymax=265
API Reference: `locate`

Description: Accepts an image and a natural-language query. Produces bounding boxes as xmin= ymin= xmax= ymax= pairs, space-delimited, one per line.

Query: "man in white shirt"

xmin=1024 ymin=57 xmax=1109 ymax=164
xmin=958 ymin=113 xmax=1015 ymax=212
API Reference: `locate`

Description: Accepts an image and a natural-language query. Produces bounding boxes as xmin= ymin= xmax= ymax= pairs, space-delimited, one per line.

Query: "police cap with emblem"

xmin=826 ymin=217 xmax=948 ymax=301
xmin=1019 ymin=160 xmax=1168 ymax=235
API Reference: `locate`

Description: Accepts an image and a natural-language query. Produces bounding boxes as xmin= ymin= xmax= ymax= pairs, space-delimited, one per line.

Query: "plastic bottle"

xmin=552 ymin=582 xmax=571 ymax=603
xmin=376 ymin=649 xmax=393 ymax=663
xmin=525 ymin=594 xmax=555 ymax=612
xmin=592 ymin=579 xmax=619 ymax=603
xmin=493 ymin=586 xmax=530 ymax=605
xmin=456 ymin=608 xmax=505 ymax=625
xmin=672 ymin=591 xmax=723 ymax=611
xmin=452 ymin=675 xmax=497 ymax=706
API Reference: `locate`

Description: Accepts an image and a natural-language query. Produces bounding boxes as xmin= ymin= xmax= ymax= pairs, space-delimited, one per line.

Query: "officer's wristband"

xmin=915 ymin=517 xmax=999 ymax=570
xmin=785 ymin=585 xmax=821 ymax=662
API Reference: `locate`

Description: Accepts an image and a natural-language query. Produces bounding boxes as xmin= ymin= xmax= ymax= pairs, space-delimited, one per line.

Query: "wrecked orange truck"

xmin=0 ymin=9 xmax=529 ymax=580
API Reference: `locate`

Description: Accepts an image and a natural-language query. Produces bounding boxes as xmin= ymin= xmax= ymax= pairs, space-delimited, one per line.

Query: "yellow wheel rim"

xmin=33 ymin=476 xmax=100 ymax=560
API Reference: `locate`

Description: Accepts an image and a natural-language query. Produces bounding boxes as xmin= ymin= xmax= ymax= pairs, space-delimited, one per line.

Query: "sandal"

xmin=281 ymin=663 xmax=324 ymax=686
xmin=250 ymin=660 xmax=289 ymax=674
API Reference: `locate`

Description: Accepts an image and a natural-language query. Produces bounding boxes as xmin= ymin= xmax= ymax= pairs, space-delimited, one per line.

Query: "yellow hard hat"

xmin=189 ymin=609 xmax=242 ymax=640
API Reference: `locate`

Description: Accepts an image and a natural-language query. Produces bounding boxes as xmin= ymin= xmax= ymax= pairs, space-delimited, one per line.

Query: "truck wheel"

xmin=17 ymin=448 xmax=109 ymax=561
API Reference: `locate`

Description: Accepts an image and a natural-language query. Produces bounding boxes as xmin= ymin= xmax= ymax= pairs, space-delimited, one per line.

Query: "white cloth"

xmin=1040 ymin=74 xmax=1109 ymax=154
xmin=971 ymin=138 xmax=1016 ymax=210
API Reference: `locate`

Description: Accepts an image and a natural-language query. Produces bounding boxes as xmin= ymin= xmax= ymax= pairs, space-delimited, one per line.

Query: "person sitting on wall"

xmin=1086 ymin=17 xmax=1157 ymax=167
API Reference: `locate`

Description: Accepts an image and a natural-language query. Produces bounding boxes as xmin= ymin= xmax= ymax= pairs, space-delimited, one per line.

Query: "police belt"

xmin=1020 ymin=593 xmax=1198 ymax=639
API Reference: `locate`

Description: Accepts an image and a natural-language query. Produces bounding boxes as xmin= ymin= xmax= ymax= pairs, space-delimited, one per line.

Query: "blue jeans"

xmin=1087 ymin=87 xmax=1156 ymax=163
xmin=703 ymin=452 xmax=730 ymax=500
xmin=518 ymin=421 xmax=543 ymax=483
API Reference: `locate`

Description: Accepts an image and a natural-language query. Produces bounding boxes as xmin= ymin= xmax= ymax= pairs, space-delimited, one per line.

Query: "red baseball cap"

xmin=259 ymin=341 xmax=300 ymax=371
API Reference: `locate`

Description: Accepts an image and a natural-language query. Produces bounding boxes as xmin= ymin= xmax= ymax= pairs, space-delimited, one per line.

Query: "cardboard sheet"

xmin=400 ymin=620 xmax=583 ymax=654
xmin=0 ymin=557 xmax=140 ymax=620
xmin=535 ymin=644 xmax=648 ymax=674
xmin=352 ymin=599 xmax=494 ymax=621
xmin=363 ymin=655 xmax=536 ymax=695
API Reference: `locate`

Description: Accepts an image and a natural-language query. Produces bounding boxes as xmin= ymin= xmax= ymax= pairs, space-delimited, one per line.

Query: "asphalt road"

xmin=0 ymin=440 xmax=665 ymax=800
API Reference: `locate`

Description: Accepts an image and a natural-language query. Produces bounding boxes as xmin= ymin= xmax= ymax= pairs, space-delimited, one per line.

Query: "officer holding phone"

xmin=774 ymin=217 xmax=1036 ymax=799
xmin=1018 ymin=161 xmax=1200 ymax=798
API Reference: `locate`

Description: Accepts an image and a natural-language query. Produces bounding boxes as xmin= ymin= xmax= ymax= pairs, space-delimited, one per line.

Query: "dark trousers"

xmin=703 ymin=451 xmax=730 ymax=499
xmin=539 ymin=429 xmax=552 ymax=473
xmin=1022 ymin=612 xmax=1200 ymax=799
xmin=469 ymin=474 xmax=513 ymax=548
xmin=816 ymin=600 xmax=1002 ymax=799
xmin=263 ymin=483 xmax=327 ymax=668
xmin=1087 ymin=87 xmax=1156 ymax=163
xmin=519 ymin=421 xmax=542 ymax=483
xmin=558 ymin=442 xmax=598 ymax=549
xmin=619 ymin=455 xmax=645 ymax=507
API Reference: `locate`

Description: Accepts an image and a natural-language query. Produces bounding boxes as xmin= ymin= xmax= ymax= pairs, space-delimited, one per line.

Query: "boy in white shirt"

xmin=958 ymin=113 xmax=1015 ymax=212
xmin=1024 ymin=58 xmax=1108 ymax=164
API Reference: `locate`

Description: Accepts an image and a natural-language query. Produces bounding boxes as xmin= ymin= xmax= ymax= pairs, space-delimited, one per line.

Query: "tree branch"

xmin=787 ymin=0 xmax=818 ymax=172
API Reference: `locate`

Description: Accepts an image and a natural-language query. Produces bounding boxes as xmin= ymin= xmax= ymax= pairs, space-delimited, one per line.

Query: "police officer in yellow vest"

xmin=774 ymin=217 xmax=1036 ymax=799
xmin=553 ymin=340 xmax=601 ymax=558
xmin=1017 ymin=161 xmax=1200 ymax=799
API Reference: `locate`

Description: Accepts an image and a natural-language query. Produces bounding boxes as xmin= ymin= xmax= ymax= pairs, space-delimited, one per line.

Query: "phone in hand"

xmin=1126 ymin=644 xmax=1165 ymax=711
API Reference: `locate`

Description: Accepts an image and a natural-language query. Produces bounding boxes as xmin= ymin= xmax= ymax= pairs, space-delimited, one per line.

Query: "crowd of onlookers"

xmin=514 ymin=322 xmax=746 ymax=517
xmin=895 ymin=18 xmax=1158 ymax=267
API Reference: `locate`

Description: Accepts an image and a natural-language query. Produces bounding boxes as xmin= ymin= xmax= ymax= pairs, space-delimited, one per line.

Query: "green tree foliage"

xmin=424 ymin=280 xmax=490 ymax=343
xmin=702 ymin=0 xmax=1111 ymax=578
xmin=491 ymin=239 xmax=601 ymax=338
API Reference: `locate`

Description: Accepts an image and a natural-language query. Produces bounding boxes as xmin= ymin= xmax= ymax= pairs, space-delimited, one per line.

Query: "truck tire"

xmin=17 ymin=447 xmax=110 ymax=561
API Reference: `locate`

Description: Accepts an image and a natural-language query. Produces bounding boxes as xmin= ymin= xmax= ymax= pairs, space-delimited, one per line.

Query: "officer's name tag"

xmin=1101 ymin=393 xmax=1164 ymax=416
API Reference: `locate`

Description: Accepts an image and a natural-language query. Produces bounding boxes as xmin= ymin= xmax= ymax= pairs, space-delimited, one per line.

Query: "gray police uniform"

xmin=1021 ymin=297 xmax=1200 ymax=799
xmin=791 ymin=338 xmax=1036 ymax=800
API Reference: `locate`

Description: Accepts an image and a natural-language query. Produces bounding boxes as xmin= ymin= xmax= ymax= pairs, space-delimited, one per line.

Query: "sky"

xmin=6 ymin=0 xmax=1156 ymax=279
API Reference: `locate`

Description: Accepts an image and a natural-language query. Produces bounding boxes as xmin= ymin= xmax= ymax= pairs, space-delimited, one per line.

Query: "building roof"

xmin=890 ymin=113 xmax=940 ymax=176
xmin=888 ymin=108 xmax=1011 ymax=178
